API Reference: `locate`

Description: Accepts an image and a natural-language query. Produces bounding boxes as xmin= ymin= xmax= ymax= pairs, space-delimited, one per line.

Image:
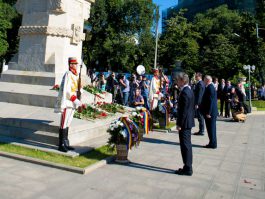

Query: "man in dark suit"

xmin=223 ymin=80 xmax=232 ymax=118
xmin=218 ymin=79 xmax=226 ymax=116
xmin=193 ymin=72 xmax=205 ymax=136
xmin=175 ymin=72 xmax=195 ymax=176
xmin=200 ymin=75 xmax=218 ymax=149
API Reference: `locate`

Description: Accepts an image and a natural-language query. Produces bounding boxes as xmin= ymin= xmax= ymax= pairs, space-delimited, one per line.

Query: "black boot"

xmin=58 ymin=128 xmax=68 ymax=152
xmin=64 ymin=127 xmax=75 ymax=150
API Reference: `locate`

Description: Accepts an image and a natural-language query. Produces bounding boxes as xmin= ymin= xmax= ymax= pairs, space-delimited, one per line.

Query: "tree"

xmin=193 ymin=5 xmax=242 ymax=79
xmin=0 ymin=0 xmax=20 ymax=65
xmin=84 ymin=0 xmax=156 ymax=73
xmin=159 ymin=11 xmax=200 ymax=76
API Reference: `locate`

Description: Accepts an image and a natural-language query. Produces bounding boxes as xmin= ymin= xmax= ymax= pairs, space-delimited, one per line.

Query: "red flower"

xmin=52 ymin=84 xmax=59 ymax=90
xmin=100 ymin=112 xmax=108 ymax=117
xmin=82 ymin=104 xmax=87 ymax=109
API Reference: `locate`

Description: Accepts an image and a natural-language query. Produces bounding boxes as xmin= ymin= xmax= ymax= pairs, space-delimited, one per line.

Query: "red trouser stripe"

xmin=60 ymin=108 xmax=66 ymax=129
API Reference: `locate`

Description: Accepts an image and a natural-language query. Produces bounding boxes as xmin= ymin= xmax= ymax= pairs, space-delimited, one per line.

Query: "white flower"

xmin=120 ymin=130 xmax=127 ymax=138
xmin=132 ymin=112 xmax=137 ymax=116
xmin=136 ymin=107 xmax=141 ymax=111
xmin=110 ymin=127 xmax=114 ymax=131
xmin=119 ymin=123 xmax=124 ymax=127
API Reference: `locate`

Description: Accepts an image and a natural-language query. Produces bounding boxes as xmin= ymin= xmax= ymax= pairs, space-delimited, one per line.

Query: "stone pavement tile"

xmin=33 ymin=196 xmax=54 ymax=199
xmin=0 ymin=184 xmax=36 ymax=199
xmin=236 ymin=186 xmax=265 ymax=199
xmin=224 ymin=152 xmax=245 ymax=163
xmin=219 ymin=162 xmax=242 ymax=173
xmin=72 ymin=188 xmax=112 ymax=199
xmin=195 ymin=164 xmax=219 ymax=176
xmin=204 ymin=190 xmax=233 ymax=199
xmin=241 ymin=165 xmax=265 ymax=180
xmin=0 ymin=172 xmax=24 ymax=185
xmin=164 ymin=174 xmax=212 ymax=190
xmin=173 ymin=186 xmax=206 ymax=199
xmin=43 ymin=179 xmax=93 ymax=199
xmin=198 ymin=158 xmax=222 ymax=167
xmin=214 ymin=171 xmax=239 ymax=185
xmin=210 ymin=182 xmax=236 ymax=194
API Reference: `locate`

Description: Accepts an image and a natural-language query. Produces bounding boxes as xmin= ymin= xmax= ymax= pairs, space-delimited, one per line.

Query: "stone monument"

xmin=11 ymin=0 xmax=94 ymax=84
xmin=0 ymin=0 xmax=116 ymax=154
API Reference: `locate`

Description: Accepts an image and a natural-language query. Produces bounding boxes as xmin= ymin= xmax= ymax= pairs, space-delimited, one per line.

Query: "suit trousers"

xmin=196 ymin=109 xmax=205 ymax=133
xmin=225 ymin=101 xmax=231 ymax=117
xmin=204 ymin=116 xmax=217 ymax=147
xmin=179 ymin=128 xmax=193 ymax=171
xmin=220 ymin=98 xmax=225 ymax=115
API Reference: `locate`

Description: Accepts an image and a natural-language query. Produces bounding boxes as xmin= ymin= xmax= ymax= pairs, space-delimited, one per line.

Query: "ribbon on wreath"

xmin=141 ymin=110 xmax=149 ymax=134
xmin=120 ymin=117 xmax=133 ymax=150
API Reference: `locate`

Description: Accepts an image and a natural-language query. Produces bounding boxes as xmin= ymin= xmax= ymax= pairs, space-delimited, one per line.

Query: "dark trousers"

xmin=179 ymin=128 xmax=193 ymax=171
xmin=196 ymin=109 xmax=205 ymax=133
xmin=204 ymin=116 xmax=217 ymax=147
xmin=220 ymin=98 xmax=225 ymax=115
xmin=225 ymin=101 xmax=231 ymax=117
xmin=142 ymin=95 xmax=150 ymax=110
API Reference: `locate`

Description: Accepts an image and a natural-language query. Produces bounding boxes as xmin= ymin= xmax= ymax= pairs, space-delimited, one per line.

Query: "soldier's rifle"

xmin=77 ymin=55 xmax=83 ymax=113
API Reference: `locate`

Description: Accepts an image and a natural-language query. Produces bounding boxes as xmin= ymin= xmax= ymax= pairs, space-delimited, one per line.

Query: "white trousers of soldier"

xmin=60 ymin=108 xmax=75 ymax=129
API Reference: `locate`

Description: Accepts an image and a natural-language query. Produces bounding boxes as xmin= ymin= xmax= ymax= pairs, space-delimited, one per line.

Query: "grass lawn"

xmin=250 ymin=100 xmax=265 ymax=109
xmin=0 ymin=143 xmax=115 ymax=168
xmin=218 ymin=99 xmax=265 ymax=111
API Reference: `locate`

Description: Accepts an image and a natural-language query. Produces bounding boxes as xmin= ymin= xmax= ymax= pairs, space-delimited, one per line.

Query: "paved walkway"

xmin=0 ymin=113 xmax=265 ymax=199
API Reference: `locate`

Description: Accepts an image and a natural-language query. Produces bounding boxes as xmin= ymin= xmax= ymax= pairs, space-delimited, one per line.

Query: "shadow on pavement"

xmin=142 ymin=137 xmax=204 ymax=148
xmin=120 ymin=161 xmax=175 ymax=174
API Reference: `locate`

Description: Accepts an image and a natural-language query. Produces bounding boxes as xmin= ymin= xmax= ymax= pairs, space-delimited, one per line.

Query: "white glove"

xmin=74 ymin=99 xmax=82 ymax=107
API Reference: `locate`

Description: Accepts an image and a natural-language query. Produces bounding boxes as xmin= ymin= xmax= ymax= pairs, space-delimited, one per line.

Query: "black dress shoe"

xmin=174 ymin=168 xmax=193 ymax=176
xmin=193 ymin=132 xmax=204 ymax=136
xmin=203 ymin=144 xmax=217 ymax=149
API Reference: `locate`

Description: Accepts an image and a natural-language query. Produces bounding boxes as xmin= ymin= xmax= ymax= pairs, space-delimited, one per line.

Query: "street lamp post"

xmin=243 ymin=65 xmax=255 ymax=113
xmin=154 ymin=5 xmax=159 ymax=69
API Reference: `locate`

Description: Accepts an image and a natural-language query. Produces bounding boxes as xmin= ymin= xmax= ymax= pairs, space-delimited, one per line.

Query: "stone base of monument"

xmin=0 ymin=102 xmax=122 ymax=157
xmin=0 ymin=69 xmax=115 ymax=157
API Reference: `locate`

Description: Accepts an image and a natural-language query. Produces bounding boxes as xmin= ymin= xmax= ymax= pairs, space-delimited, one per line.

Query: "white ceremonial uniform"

xmin=55 ymin=71 xmax=80 ymax=129
xmin=149 ymin=76 xmax=161 ymax=110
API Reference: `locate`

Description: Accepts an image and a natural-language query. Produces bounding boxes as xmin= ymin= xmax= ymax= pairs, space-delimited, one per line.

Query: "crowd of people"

xmin=88 ymin=69 xmax=250 ymax=123
xmin=87 ymin=69 xmax=254 ymax=176
xmin=56 ymin=58 xmax=253 ymax=177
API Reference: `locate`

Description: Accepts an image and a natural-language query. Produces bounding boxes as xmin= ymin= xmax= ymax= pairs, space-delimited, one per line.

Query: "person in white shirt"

xmin=55 ymin=57 xmax=83 ymax=152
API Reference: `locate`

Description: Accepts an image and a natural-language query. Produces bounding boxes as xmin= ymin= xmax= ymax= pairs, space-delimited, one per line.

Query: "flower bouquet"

xmin=51 ymin=84 xmax=60 ymax=91
xmin=108 ymin=117 xmax=140 ymax=163
xmin=74 ymin=104 xmax=108 ymax=120
xmin=96 ymin=102 xmax=125 ymax=114
xmin=131 ymin=107 xmax=150 ymax=137
xmin=83 ymin=85 xmax=102 ymax=95
xmin=130 ymin=110 xmax=144 ymax=140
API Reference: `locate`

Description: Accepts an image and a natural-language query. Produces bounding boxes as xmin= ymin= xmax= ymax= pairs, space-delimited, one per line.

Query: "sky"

xmin=153 ymin=0 xmax=178 ymax=32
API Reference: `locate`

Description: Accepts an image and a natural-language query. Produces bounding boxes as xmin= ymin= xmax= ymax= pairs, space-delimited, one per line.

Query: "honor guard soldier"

xmin=55 ymin=57 xmax=83 ymax=152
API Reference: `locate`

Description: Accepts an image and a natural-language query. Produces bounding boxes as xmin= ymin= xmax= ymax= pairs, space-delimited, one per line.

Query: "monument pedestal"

xmin=0 ymin=0 xmax=117 ymax=155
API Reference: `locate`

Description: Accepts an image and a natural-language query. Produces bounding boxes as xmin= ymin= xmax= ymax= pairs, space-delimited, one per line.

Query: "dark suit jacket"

xmin=218 ymin=83 xmax=225 ymax=99
xmin=194 ymin=80 xmax=205 ymax=106
xmin=200 ymin=83 xmax=218 ymax=117
xmin=177 ymin=86 xmax=195 ymax=129
xmin=223 ymin=85 xmax=232 ymax=101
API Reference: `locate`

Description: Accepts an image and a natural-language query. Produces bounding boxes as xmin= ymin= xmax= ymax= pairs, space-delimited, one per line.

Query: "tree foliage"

xmin=0 ymin=0 xmax=20 ymax=64
xmin=84 ymin=0 xmax=156 ymax=73
xmin=159 ymin=5 xmax=265 ymax=82
xmin=159 ymin=11 xmax=200 ymax=76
